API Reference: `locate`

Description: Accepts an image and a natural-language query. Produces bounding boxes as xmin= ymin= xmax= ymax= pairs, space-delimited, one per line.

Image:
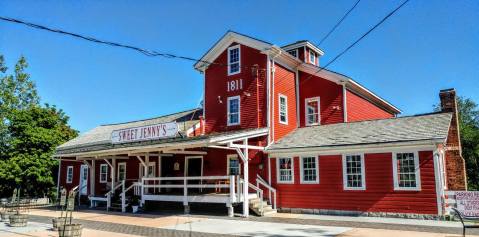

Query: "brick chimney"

xmin=439 ymin=88 xmax=467 ymax=190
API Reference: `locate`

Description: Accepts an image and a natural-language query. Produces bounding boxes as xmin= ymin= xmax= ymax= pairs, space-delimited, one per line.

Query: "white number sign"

xmin=227 ymin=79 xmax=243 ymax=92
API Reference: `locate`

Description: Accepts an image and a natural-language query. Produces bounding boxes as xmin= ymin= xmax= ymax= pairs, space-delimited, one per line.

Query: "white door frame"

xmin=184 ymin=156 xmax=203 ymax=177
xmin=139 ymin=162 xmax=156 ymax=178
xmin=79 ymin=165 xmax=88 ymax=195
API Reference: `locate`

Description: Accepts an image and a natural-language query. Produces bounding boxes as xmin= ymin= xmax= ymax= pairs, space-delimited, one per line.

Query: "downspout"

xmin=266 ymin=56 xmax=271 ymax=144
xmin=342 ymin=83 xmax=348 ymax=123
xmin=295 ymin=70 xmax=300 ymax=128
xmin=255 ymin=64 xmax=260 ymax=128
xmin=434 ymin=144 xmax=446 ymax=216
xmin=269 ymin=50 xmax=281 ymax=145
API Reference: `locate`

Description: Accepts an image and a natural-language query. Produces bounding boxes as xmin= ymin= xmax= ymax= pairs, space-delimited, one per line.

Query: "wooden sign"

xmin=66 ymin=191 xmax=76 ymax=211
xmin=11 ymin=188 xmax=17 ymax=203
xmin=456 ymin=191 xmax=479 ymax=216
xmin=111 ymin=122 xmax=178 ymax=144
xmin=60 ymin=188 xmax=67 ymax=206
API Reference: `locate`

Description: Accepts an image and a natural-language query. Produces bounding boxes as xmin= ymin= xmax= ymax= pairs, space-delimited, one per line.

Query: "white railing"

xmin=140 ymin=175 xmax=238 ymax=206
xmin=121 ymin=182 xmax=141 ymax=212
xmin=256 ymin=174 xmax=277 ymax=210
xmin=105 ymin=180 xmax=124 ymax=210
xmin=248 ymin=181 xmax=264 ymax=215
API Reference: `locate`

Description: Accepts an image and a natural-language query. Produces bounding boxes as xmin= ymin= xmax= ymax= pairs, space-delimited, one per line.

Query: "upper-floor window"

xmin=228 ymin=45 xmax=241 ymax=75
xmin=117 ymin=162 xmax=126 ymax=181
xmin=279 ymin=94 xmax=288 ymax=125
xmin=287 ymin=49 xmax=298 ymax=58
xmin=277 ymin=157 xmax=294 ymax=184
xmin=300 ymin=156 xmax=319 ymax=184
xmin=309 ymin=51 xmax=316 ymax=65
xmin=305 ymin=97 xmax=320 ymax=126
xmin=227 ymin=154 xmax=241 ymax=175
xmin=393 ymin=152 xmax=421 ymax=191
xmin=227 ymin=96 xmax=240 ymax=126
xmin=66 ymin=166 xmax=73 ymax=183
xmin=342 ymin=154 xmax=366 ymax=190
xmin=100 ymin=164 xmax=108 ymax=183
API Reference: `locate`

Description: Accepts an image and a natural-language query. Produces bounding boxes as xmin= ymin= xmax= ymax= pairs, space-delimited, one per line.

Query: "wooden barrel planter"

xmin=52 ymin=217 xmax=69 ymax=230
xmin=0 ymin=211 xmax=16 ymax=222
xmin=9 ymin=214 xmax=28 ymax=227
xmin=58 ymin=223 xmax=83 ymax=237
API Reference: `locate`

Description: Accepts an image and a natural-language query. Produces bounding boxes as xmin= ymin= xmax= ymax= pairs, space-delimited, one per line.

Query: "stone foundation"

xmin=278 ymin=207 xmax=439 ymax=220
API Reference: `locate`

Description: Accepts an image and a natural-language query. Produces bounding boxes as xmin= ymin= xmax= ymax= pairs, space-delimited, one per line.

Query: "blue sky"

xmin=1 ymin=0 xmax=478 ymax=133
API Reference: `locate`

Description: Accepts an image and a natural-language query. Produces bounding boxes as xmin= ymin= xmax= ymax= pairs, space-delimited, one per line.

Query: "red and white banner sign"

xmin=111 ymin=122 xmax=178 ymax=144
xmin=456 ymin=191 xmax=479 ymax=217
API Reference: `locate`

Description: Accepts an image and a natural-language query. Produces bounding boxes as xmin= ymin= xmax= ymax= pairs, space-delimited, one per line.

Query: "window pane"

xmin=345 ymin=155 xmax=363 ymax=188
xmin=306 ymin=99 xmax=319 ymax=125
xmin=302 ymin=157 xmax=317 ymax=182
xmin=229 ymin=47 xmax=240 ymax=74
xmin=396 ymin=153 xmax=417 ymax=188
xmin=279 ymin=158 xmax=293 ymax=182
xmin=228 ymin=98 xmax=240 ymax=125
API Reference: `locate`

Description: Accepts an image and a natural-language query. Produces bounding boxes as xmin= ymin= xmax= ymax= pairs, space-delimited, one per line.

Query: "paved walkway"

xmin=0 ymin=209 xmax=476 ymax=237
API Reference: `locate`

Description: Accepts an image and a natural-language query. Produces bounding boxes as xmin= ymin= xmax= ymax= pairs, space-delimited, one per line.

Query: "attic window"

xmin=228 ymin=45 xmax=241 ymax=75
xmin=287 ymin=49 xmax=298 ymax=58
xmin=309 ymin=51 xmax=316 ymax=65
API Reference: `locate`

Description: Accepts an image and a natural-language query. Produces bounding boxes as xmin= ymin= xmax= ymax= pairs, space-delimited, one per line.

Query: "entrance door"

xmin=185 ymin=157 xmax=203 ymax=193
xmin=79 ymin=165 xmax=88 ymax=195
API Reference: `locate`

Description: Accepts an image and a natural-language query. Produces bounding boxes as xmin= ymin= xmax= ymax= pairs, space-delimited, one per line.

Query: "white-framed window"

xmin=300 ymin=156 xmax=319 ymax=184
xmin=139 ymin=162 xmax=156 ymax=178
xmin=100 ymin=164 xmax=108 ymax=183
xmin=305 ymin=97 xmax=320 ymax=126
xmin=227 ymin=45 xmax=241 ymax=75
xmin=279 ymin=94 xmax=288 ymax=125
xmin=277 ymin=157 xmax=294 ymax=184
xmin=393 ymin=152 xmax=421 ymax=191
xmin=117 ymin=162 xmax=126 ymax=181
xmin=227 ymin=96 xmax=240 ymax=126
xmin=309 ymin=50 xmax=316 ymax=65
xmin=342 ymin=154 xmax=366 ymax=190
xmin=287 ymin=49 xmax=298 ymax=58
xmin=66 ymin=166 xmax=73 ymax=184
xmin=227 ymin=154 xmax=241 ymax=175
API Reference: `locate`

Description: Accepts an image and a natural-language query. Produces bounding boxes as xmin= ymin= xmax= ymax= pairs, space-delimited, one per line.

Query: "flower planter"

xmin=58 ymin=223 xmax=83 ymax=237
xmin=132 ymin=205 xmax=139 ymax=213
xmin=9 ymin=214 xmax=28 ymax=227
xmin=0 ymin=211 xmax=16 ymax=222
xmin=52 ymin=217 xmax=69 ymax=230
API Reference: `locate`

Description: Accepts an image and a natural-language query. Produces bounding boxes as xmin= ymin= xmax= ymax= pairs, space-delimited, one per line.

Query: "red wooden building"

xmin=55 ymin=31 xmax=467 ymax=218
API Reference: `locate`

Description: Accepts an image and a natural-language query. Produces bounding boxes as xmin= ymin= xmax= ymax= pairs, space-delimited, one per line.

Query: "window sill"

xmin=394 ymin=187 xmax=421 ymax=191
xmin=227 ymin=71 xmax=241 ymax=76
xmin=300 ymin=181 xmax=319 ymax=184
xmin=344 ymin=187 xmax=366 ymax=191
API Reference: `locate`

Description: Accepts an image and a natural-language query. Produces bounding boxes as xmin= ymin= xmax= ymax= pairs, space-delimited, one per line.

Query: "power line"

xmin=318 ymin=0 xmax=361 ymax=46
xmin=282 ymin=0 xmax=410 ymax=95
xmin=0 ymin=16 xmax=264 ymax=71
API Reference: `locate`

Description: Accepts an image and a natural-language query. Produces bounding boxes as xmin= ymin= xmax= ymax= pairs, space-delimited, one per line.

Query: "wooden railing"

xmin=105 ymin=180 xmax=124 ymax=210
xmin=121 ymin=182 xmax=141 ymax=212
xmin=256 ymin=174 xmax=277 ymax=210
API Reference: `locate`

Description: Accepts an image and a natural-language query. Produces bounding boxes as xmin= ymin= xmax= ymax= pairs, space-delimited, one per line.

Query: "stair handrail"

xmin=256 ymin=174 xmax=276 ymax=210
xmin=104 ymin=180 xmax=124 ymax=211
xmin=248 ymin=181 xmax=264 ymax=215
xmin=121 ymin=181 xmax=140 ymax=212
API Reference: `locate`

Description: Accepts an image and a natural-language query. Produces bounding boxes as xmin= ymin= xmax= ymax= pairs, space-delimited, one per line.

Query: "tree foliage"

xmin=0 ymin=55 xmax=77 ymax=198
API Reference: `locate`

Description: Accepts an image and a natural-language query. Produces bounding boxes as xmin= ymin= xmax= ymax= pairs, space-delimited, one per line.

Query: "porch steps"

xmin=249 ymin=197 xmax=276 ymax=216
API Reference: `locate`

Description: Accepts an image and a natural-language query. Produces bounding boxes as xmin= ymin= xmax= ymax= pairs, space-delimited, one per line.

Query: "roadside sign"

xmin=455 ymin=191 xmax=479 ymax=216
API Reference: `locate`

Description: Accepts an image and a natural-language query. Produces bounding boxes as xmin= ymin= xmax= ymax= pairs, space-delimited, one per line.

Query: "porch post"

xmin=90 ymin=159 xmax=96 ymax=196
xmin=242 ymin=138 xmax=249 ymax=217
xmin=111 ymin=158 xmax=116 ymax=193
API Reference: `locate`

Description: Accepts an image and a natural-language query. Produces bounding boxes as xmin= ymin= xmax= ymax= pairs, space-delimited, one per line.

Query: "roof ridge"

xmin=100 ymin=108 xmax=201 ymax=126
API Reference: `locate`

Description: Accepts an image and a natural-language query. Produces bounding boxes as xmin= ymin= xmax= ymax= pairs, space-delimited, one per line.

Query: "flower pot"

xmin=132 ymin=205 xmax=138 ymax=213
xmin=58 ymin=223 xmax=83 ymax=237
xmin=9 ymin=214 xmax=28 ymax=227
xmin=52 ymin=217 xmax=69 ymax=230
xmin=0 ymin=211 xmax=16 ymax=222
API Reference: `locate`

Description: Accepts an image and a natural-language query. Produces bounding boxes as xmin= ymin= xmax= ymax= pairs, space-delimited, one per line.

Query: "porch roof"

xmin=266 ymin=112 xmax=452 ymax=153
xmin=55 ymin=127 xmax=268 ymax=158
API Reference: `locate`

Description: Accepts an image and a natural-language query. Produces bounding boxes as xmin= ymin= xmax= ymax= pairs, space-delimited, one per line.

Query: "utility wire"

xmin=318 ymin=0 xmax=361 ymax=46
xmin=0 ymin=16 xmax=265 ymax=71
xmin=284 ymin=0 xmax=410 ymax=95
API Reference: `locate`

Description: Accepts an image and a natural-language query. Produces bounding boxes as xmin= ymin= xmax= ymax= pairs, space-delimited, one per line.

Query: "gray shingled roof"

xmin=57 ymin=108 xmax=202 ymax=152
xmin=267 ymin=112 xmax=452 ymax=151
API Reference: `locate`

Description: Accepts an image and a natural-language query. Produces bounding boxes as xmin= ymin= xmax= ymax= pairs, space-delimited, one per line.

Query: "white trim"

xmin=99 ymin=164 xmax=108 ymax=183
xmin=433 ymin=148 xmax=445 ymax=216
xmin=299 ymin=156 xmax=319 ymax=184
xmin=117 ymin=162 xmax=126 ymax=181
xmin=139 ymin=162 xmax=156 ymax=178
xmin=278 ymin=94 xmax=288 ymax=125
xmin=276 ymin=157 xmax=294 ymax=184
xmin=342 ymin=84 xmax=348 ymax=122
xmin=227 ymin=45 xmax=241 ymax=76
xmin=309 ymin=50 xmax=317 ymax=65
xmin=227 ymin=95 xmax=241 ymax=126
xmin=66 ymin=166 xmax=73 ymax=184
xmin=79 ymin=164 xmax=89 ymax=195
xmin=226 ymin=154 xmax=241 ymax=175
xmin=295 ymin=70 xmax=300 ymax=128
xmin=392 ymin=151 xmax=421 ymax=191
xmin=185 ymin=156 xmax=204 ymax=177
xmin=305 ymin=97 xmax=321 ymax=126
xmin=342 ymin=154 xmax=366 ymax=190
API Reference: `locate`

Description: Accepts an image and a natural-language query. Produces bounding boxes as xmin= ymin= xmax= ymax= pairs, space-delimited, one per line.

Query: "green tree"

xmin=0 ymin=55 xmax=77 ymax=198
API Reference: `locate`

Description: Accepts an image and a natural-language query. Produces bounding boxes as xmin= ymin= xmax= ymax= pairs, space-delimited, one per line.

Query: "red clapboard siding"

xmin=270 ymin=151 xmax=437 ymax=214
xmin=204 ymin=43 xmax=267 ymax=134
xmin=298 ymin=71 xmax=344 ymax=126
xmin=346 ymin=89 xmax=394 ymax=122
xmin=272 ymin=63 xmax=297 ymax=141
xmin=59 ymin=160 xmax=82 ymax=192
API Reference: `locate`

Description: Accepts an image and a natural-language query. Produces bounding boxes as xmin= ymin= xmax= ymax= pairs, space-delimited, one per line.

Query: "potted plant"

xmin=130 ymin=195 xmax=140 ymax=213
